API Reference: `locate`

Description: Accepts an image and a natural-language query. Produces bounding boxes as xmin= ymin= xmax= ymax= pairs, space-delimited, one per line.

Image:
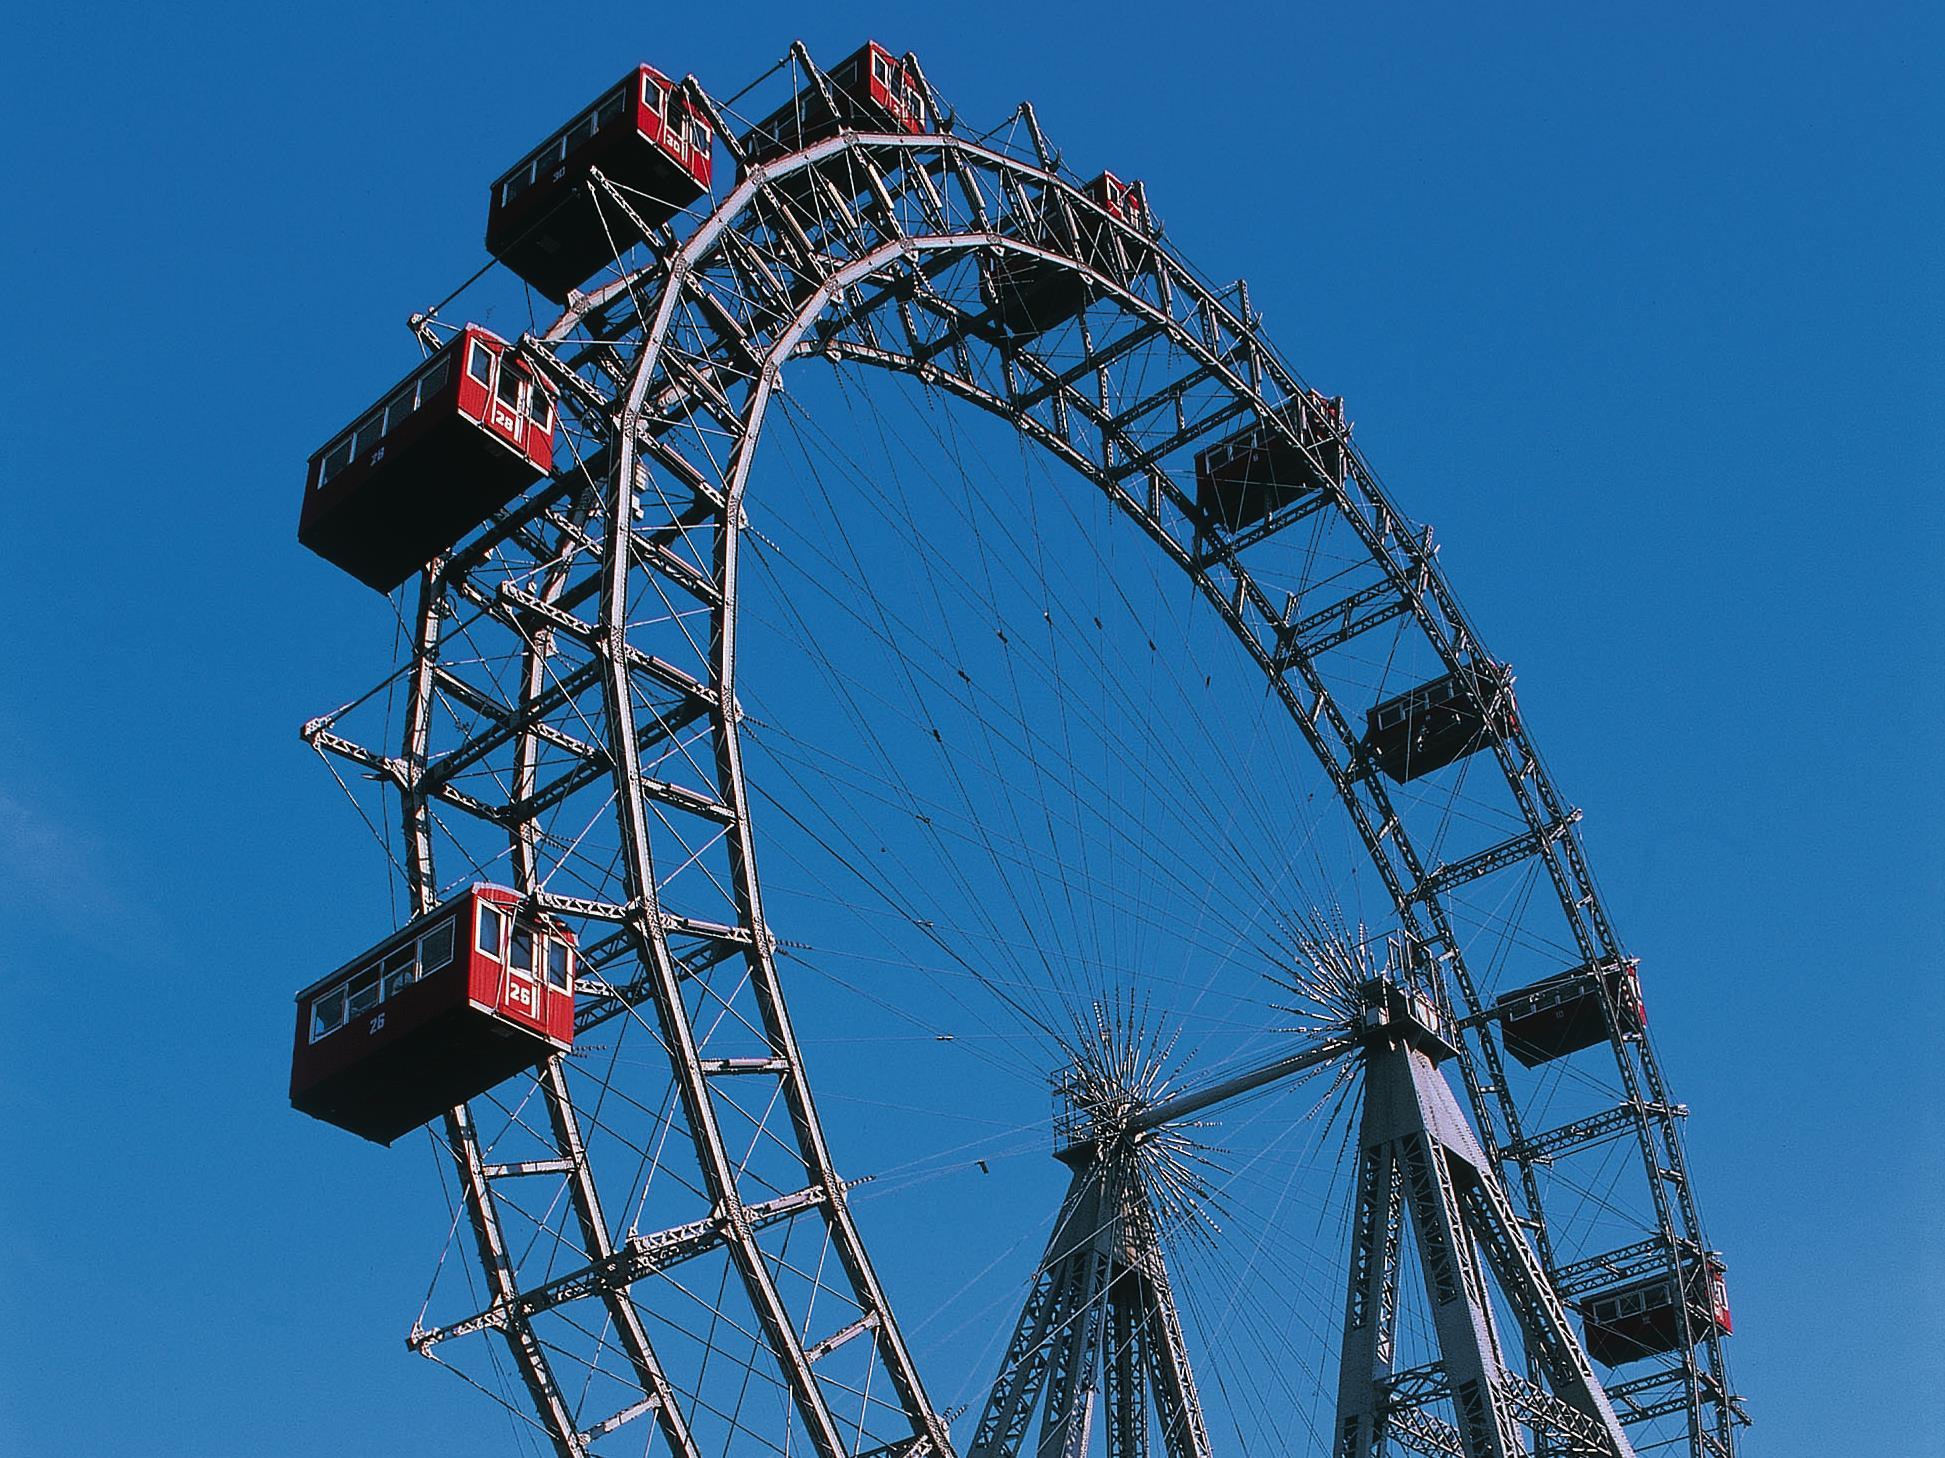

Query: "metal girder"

xmin=419 ymin=659 xmax=607 ymax=792
xmin=534 ymin=1056 xmax=701 ymax=1458
xmin=1380 ymin=1361 xmax=1450 ymax=1412
xmin=316 ymin=715 xmax=727 ymax=839
xmin=482 ymin=1157 xmax=576 ymax=1179
xmin=1338 ymin=1141 xmax=1407 ymax=1453
xmin=413 ymin=1180 xmax=831 ymax=1346
xmin=1606 ymin=1366 xmax=1720 ymax=1426
xmin=504 ymin=698 xmax=711 ymax=824
xmin=1455 ymin=1143 xmax=1632 ymax=1451
xmin=714 ymin=319 xmax=956 ymax=1458
xmin=1553 ymin=1237 xmax=1689 ymax=1300
xmin=1202 ymin=486 xmax=1339 ymax=559
xmin=497 ymin=580 xmax=718 ymax=707
xmin=1387 ymin=1408 xmax=1467 ymax=1458
xmin=969 ymin=1156 xmax=1211 ymax=1458
xmin=380 ymin=564 xmax=595 ymax=1458
xmin=1504 ymin=1102 xmax=1686 ymax=1167
xmin=1273 ymin=581 xmax=1413 ymax=667
xmin=440 ymin=1100 xmax=590 ymax=1456
xmin=1136 ymin=1251 xmax=1213 ymax=1458
xmin=1405 ymin=812 xmax=1582 ymax=906
xmin=588 ymin=276 xmax=866 ymax=1458
xmin=1605 ymin=1366 xmax=1689 ymax=1403
xmin=1333 ymin=1011 xmax=1632 ymax=1458
xmin=1499 ymin=1372 xmax=1620 ymax=1453
xmin=540 ymin=505 xmax=726 ymax=608
xmin=573 ymin=935 xmax=739 ymax=1033
xmin=1016 ymin=317 xmax=1169 ymax=411
xmin=431 ymin=666 xmax=604 ymax=765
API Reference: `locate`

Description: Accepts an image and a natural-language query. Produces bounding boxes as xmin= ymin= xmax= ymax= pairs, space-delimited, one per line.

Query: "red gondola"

xmin=1580 ymin=1256 xmax=1732 ymax=1366
xmin=1194 ymin=391 xmax=1350 ymax=531
xmin=741 ymin=41 xmax=928 ymax=165
xmin=1361 ymin=664 xmax=1518 ymax=784
xmin=290 ymin=885 xmax=577 ymax=1145
xmin=1497 ymin=959 xmax=1646 ymax=1067
xmin=487 ymin=64 xmax=714 ymax=303
xmin=983 ymin=172 xmax=1151 ymax=337
xmin=299 ymin=327 xmax=555 ymax=592
xmin=1082 ymin=171 xmax=1148 ymax=230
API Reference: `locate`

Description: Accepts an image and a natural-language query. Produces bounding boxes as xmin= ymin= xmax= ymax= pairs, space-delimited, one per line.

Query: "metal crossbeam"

xmin=1388 ymin=1408 xmax=1467 ymax=1458
xmin=1606 ymin=1366 xmax=1689 ymax=1404
xmin=413 ymin=1182 xmax=831 ymax=1347
xmin=1554 ymin=1237 xmax=1683 ymax=1299
xmin=1407 ymin=812 xmax=1582 ymax=905
xmin=483 ymin=1158 xmax=576 ymax=1179
xmin=504 ymin=699 xmax=710 ymax=823
xmin=805 ymin=1312 xmax=881 ymax=1363
xmin=574 ymin=937 xmax=739 ymax=1032
xmin=1379 ymin=1361 xmax=1450 ymax=1411
xmin=1209 ymin=488 xmax=1339 ymax=556
xmin=1605 ymin=1364 xmax=1715 ymax=1425
xmin=431 ymin=666 xmax=604 ymax=766
xmin=1272 ymin=580 xmax=1412 ymax=667
xmin=578 ymin=1396 xmax=661 ymax=1444
xmin=496 ymin=581 xmax=718 ymax=706
xmin=1501 ymin=1371 xmax=1617 ymax=1453
xmin=419 ymin=660 xmax=606 ymax=791
xmin=1505 ymin=1102 xmax=1686 ymax=1166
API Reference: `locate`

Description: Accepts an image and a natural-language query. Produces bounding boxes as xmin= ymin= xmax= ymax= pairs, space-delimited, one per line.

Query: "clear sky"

xmin=1 ymin=2 xmax=1938 ymax=1454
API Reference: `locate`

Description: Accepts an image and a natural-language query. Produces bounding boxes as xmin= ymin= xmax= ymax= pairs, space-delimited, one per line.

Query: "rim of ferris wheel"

xmin=294 ymin=35 xmax=1745 ymax=1458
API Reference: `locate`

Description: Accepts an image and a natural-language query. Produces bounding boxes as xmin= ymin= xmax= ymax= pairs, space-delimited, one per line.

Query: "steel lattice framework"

xmin=303 ymin=41 xmax=1743 ymax=1458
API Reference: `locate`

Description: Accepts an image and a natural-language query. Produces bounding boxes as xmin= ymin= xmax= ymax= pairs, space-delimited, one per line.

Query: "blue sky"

xmin=2 ymin=2 xmax=1938 ymax=1453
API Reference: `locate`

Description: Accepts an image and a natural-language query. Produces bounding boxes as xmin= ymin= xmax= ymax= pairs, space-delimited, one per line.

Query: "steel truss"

xmin=971 ymin=987 xmax=1636 ymax=1458
xmin=968 ymin=1152 xmax=1211 ymax=1458
xmin=1333 ymin=996 xmax=1631 ymax=1458
xmin=305 ymin=39 xmax=1740 ymax=1458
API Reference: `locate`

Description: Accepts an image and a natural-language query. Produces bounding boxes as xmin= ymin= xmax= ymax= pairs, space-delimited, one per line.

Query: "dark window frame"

xmin=420 ymin=917 xmax=456 ymax=974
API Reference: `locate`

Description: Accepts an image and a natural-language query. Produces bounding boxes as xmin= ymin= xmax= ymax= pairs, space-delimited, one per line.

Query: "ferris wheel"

xmin=292 ymin=39 xmax=1747 ymax=1458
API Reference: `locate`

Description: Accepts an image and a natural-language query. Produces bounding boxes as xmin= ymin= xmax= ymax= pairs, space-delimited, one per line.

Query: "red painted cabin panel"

xmin=741 ymin=41 xmax=928 ymax=165
xmin=1497 ymin=959 xmax=1645 ymax=1067
xmin=983 ymin=172 xmax=1152 ymax=338
xmin=290 ymin=885 xmax=577 ymax=1145
xmin=1194 ymin=391 xmax=1350 ymax=531
xmin=487 ymin=64 xmax=714 ymax=303
xmin=1579 ymin=1256 xmax=1732 ymax=1366
xmin=299 ymin=327 xmax=555 ymax=593
xmin=1082 ymin=171 xmax=1148 ymax=229
xmin=1072 ymin=172 xmax=1152 ymax=276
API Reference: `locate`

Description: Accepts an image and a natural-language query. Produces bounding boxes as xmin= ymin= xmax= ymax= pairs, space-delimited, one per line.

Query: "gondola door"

xmin=485 ymin=347 xmax=528 ymax=449
xmin=500 ymin=921 xmax=548 ymax=1033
